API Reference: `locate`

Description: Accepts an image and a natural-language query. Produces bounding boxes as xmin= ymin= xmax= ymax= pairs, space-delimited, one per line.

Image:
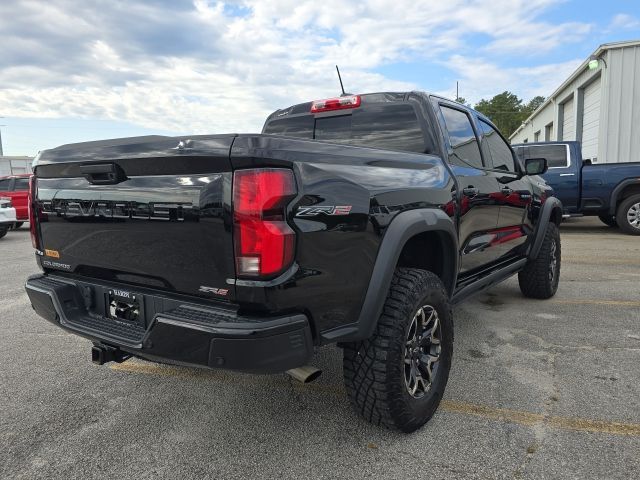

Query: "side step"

xmin=452 ymin=258 xmax=527 ymax=305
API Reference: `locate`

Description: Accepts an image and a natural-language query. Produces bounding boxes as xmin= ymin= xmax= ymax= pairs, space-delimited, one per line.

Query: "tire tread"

xmin=518 ymin=223 xmax=561 ymax=299
xmin=343 ymin=268 xmax=453 ymax=432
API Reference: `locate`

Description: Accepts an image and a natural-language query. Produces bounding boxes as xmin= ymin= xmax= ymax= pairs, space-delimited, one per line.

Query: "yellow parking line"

xmin=562 ymin=257 xmax=640 ymax=266
xmin=110 ymin=361 xmax=640 ymax=436
xmin=550 ymin=299 xmax=640 ymax=307
xmin=111 ymin=362 xmax=224 ymax=380
xmin=439 ymin=401 xmax=640 ymax=436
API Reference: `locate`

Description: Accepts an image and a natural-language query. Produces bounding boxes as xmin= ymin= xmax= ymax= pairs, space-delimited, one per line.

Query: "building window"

xmin=534 ymin=131 xmax=541 ymax=142
xmin=544 ymin=122 xmax=553 ymax=141
xmin=523 ymin=138 xmax=528 ymax=143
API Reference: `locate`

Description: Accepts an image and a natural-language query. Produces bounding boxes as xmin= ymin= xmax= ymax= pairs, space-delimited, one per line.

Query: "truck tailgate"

xmin=34 ymin=135 xmax=237 ymax=301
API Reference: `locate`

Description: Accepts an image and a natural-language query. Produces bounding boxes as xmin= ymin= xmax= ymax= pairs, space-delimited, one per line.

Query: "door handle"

xmin=80 ymin=163 xmax=127 ymax=185
xmin=462 ymin=186 xmax=479 ymax=197
xmin=559 ymin=173 xmax=575 ymax=177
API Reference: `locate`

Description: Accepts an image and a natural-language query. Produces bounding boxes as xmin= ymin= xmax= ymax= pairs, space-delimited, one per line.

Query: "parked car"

xmin=0 ymin=197 xmax=17 ymax=239
xmin=0 ymin=174 xmax=31 ymax=228
xmin=25 ymin=91 xmax=562 ymax=432
xmin=513 ymin=141 xmax=640 ymax=235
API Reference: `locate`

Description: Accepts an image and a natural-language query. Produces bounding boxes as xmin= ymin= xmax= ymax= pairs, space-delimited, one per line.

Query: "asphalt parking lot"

xmin=1 ymin=218 xmax=639 ymax=479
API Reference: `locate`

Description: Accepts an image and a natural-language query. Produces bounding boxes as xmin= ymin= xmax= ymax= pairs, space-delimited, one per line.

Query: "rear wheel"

xmin=598 ymin=215 xmax=617 ymax=228
xmin=518 ymin=223 xmax=561 ymax=299
xmin=616 ymin=195 xmax=640 ymax=235
xmin=343 ymin=268 xmax=453 ymax=432
xmin=13 ymin=222 xmax=24 ymax=229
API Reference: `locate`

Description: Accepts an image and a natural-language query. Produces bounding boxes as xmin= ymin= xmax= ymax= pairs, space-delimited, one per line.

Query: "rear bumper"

xmin=0 ymin=207 xmax=17 ymax=226
xmin=25 ymin=274 xmax=313 ymax=374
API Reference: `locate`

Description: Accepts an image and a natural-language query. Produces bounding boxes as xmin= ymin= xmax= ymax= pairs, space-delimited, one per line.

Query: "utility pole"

xmin=0 ymin=117 xmax=4 ymax=156
xmin=0 ymin=126 xmax=4 ymax=157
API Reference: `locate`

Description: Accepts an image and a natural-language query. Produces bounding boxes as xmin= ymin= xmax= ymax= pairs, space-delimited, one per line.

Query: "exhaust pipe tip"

xmin=286 ymin=365 xmax=322 ymax=384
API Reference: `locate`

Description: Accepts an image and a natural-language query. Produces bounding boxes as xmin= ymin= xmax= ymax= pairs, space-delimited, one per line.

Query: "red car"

xmin=0 ymin=174 xmax=31 ymax=226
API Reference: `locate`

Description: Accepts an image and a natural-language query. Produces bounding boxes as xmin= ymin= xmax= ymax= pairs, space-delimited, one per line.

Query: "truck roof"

xmin=265 ymin=91 xmax=495 ymax=126
xmin=0 ymin=173 xmax=31 ymax=179
xmin=264 ymin=91 xmax=410 ymax=120
xmin=512 ymin=141 xmax=580 ymax=147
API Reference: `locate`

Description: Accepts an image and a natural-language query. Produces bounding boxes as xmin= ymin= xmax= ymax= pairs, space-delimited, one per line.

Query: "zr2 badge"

xmin=296 ymin=205 xmax=352 ymax=217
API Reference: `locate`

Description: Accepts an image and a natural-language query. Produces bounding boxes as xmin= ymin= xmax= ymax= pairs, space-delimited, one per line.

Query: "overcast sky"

xmin=1 ymin=0 xmax=639 ymax=156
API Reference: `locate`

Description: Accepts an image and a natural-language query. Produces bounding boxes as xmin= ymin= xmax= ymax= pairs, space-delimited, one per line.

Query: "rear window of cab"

xmin=263 ymin=102 xmax=426 ymax=154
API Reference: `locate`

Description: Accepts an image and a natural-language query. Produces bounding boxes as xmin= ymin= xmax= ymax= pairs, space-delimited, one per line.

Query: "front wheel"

xmin=598 ymin=215 xmax=617 ymax=228
xmin=343 ymin=268 xmax=453 ymax=432
xmin=616 ymin=195 xmax=640 ymax=235
xmin=518 ymin=222 xmax=561 ymax=299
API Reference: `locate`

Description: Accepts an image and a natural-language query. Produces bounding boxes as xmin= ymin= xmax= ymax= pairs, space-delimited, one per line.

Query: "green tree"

xmin=522 ymin=95 xmax=546 ymax=118
xmin=455 ymin=96 xmax=468 ymax=106
xmin=474 ymin=92 xmax=546 ymax=137
xmin=474 ymin=91 xmax=524 ymax=137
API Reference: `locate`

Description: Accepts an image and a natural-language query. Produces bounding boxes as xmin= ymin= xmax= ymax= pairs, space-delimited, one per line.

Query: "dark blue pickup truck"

xmin=514 ymin=141 xmax=640 ymax=235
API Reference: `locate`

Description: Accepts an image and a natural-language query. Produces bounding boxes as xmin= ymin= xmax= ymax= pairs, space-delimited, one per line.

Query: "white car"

xmin=0 ymin=197 xmax=17 ymax=239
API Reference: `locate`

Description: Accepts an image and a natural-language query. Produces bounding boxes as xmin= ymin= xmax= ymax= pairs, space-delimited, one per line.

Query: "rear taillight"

xmin=233 ymin=169 xmax=296 ymax=278
xmin=28 ymin=175 xmax=39 ymax=249
xmin=310 ymin=95 xmax=361 ymax=113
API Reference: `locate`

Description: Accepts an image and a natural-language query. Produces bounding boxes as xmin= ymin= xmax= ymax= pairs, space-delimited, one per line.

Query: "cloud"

xmin=0 ymin=0 xmax=596 ymax=136
xmin=607 ymin=13 xmax=640 ymax=31
xmin=442 ymin=55 xmax=583 ymax=102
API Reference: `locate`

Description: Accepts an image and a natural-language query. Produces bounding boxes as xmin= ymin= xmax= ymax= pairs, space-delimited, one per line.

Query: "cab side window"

xmin=440 ymin=106 xmax=483 ymax=169
xmin=0 ymin=179 xmax=11 ymax=191
xmin=479 ymin=120 xmax=517 ymax=173
xmin=14 ymin=178 xmax=29 ymax=191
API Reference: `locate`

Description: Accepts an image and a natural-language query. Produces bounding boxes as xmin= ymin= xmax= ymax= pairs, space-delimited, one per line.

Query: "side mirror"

xmin=525 ymin=157 xmax=548 ymax=176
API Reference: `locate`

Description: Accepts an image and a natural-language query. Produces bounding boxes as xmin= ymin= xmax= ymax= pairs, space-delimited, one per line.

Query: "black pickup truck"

xmin=25 ymin=92 xmax=562 ymax=432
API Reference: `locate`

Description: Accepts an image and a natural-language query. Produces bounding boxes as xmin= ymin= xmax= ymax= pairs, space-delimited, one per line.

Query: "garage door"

xmin=562 ymin=97 xmax=575 ymax=141
xmin=581 ymin=77 xmax=601 ymax=161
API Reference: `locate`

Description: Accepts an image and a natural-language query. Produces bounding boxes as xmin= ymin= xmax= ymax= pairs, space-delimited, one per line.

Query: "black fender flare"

xmin=608 ymin=179 xmax=640 ymax=215
xmin=528 ymin=197 xmax=562 ymax=260
xmin=321 ymin=208 xmax=458 ymax=343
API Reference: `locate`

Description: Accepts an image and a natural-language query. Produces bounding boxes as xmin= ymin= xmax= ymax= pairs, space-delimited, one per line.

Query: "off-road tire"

xmin=342 ymin=268 xmax=453 ymax=433
xmin=598 ymin=215 xmax=617 ymax=228
xmin=0 ymin=227 xmax=8 ymax=239
xmin=518 ymin=222 xmax=561 ymax=299
xmin=616 ymin=194 xmax=640 ymax=235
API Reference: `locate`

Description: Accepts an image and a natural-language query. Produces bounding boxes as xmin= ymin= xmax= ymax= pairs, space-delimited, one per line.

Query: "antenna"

xmin=336 ymin=65 xmax=346 ymax=96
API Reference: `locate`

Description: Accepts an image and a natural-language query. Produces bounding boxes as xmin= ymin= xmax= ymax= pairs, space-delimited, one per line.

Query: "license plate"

xmin=108 ymin=289 xmax=142 ymax=323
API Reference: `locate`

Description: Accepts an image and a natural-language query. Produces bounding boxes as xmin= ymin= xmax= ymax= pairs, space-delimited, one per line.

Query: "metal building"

xmin=0 ymin=156 xmax=34 ymax=176
xmin=510 ymin=40 xmax=640 ymax=164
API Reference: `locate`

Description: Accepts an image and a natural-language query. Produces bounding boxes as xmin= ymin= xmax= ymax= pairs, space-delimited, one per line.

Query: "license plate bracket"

xmin=107 ymin=288 xmax=144 ymax=326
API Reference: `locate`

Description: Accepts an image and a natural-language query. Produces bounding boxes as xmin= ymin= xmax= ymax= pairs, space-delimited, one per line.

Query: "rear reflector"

xmin=233 ymin=169 xmax=296 ymax=278
xmin=310 ymin=95 xmax=361 ymax=113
